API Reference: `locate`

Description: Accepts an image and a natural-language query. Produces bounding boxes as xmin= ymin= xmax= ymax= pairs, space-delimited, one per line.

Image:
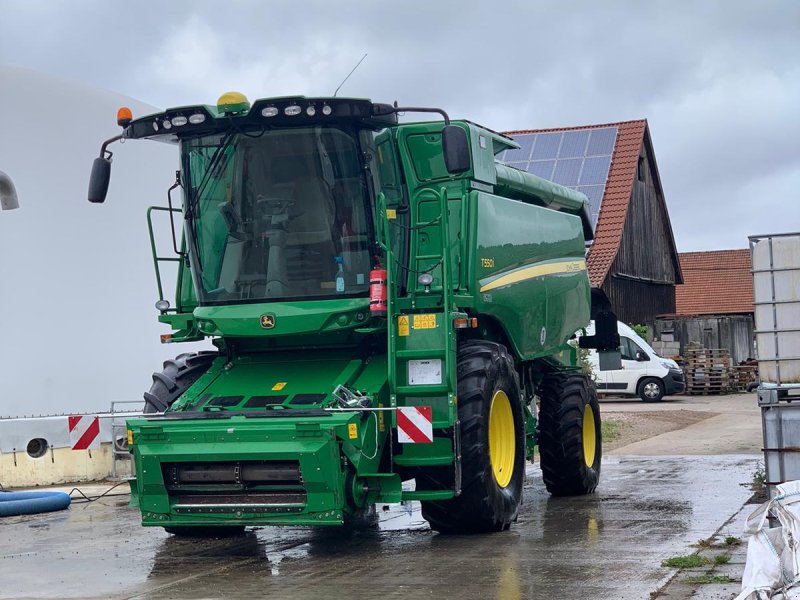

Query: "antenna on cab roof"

xmin=333 ymin=53 xmax=367 ymax=97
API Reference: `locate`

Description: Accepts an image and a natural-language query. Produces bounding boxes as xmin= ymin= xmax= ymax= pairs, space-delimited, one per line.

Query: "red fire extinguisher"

xmin=369 ymin=268 xmax=388 ymax=318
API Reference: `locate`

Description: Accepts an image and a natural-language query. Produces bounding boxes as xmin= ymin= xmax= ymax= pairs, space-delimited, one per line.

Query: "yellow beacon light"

xmin=217 ymin=91 xmax=250 ymax=115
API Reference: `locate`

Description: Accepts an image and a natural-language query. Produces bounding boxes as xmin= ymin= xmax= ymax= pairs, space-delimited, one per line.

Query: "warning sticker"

xmin=272 ymin=382 xmax=287 ymax=391
xmin=398 ymin=315 xmax=410 ymax=337
xmin=348 ymin=423 xmax=358 ymax=439
xmin=386 ymin=208 xmax=397 ymax=220
xmin=413 ymin=314 xmax=437 ymax=330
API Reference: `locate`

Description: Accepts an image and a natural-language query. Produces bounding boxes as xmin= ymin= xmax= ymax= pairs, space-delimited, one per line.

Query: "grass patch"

xmin=693 ymin=537 xmax=713 ymax=548
xmin=724 ymin=536 xmax=741 ymax=546
xmin=601 ymin=419 xmax=627 ymax=443
xmin=753 ymin=464 xmax=766 ymax=492
xmin=684 ymin=574 xmax=734 ymax=585
xmin=662 ymin=554 xmax=709 ymax=568
xmin=714 ymin=554 xmax=731 ymax=565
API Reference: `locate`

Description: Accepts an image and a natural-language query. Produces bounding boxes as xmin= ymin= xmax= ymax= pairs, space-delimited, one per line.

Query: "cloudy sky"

xmin=0 ymin=1 xmax=797 ymax=416
xmin=3 ymin=1 xmax=798 ymax=250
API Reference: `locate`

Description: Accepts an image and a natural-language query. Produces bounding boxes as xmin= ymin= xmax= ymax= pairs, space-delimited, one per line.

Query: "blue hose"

xmin=0 ymin=491 xmax=71 ymax=516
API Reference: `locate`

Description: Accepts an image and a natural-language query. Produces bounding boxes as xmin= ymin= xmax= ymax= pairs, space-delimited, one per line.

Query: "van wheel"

xmin=638 ymin=377 xmax=665 ymax=402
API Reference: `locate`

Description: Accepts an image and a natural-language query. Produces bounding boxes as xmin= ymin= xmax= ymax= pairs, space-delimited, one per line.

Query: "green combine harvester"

xmin=89 ymin=93 xmax=620 ymax=534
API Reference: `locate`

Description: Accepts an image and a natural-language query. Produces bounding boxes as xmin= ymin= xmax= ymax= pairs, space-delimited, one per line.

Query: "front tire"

xmin=143 ymin=351 xmax=217 ymax=413
xmin=144 ymin=352 xmax=242 ymax=538
xmin=421 ymin=341 xmax=525 ymax=534
xmin=638 ymin=377 xmax=665 ymax=402
xmin=538 ymin=372 xmax=601 ymax=496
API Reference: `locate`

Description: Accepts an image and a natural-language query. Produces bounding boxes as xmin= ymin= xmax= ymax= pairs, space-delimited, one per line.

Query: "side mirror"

xmin=636 ymin=351 xmax=649 ymax=362
xmin=88 ymin=157 xmax=112 ymax=203
xmin=442 ymin=125 xmax=470 ymax=174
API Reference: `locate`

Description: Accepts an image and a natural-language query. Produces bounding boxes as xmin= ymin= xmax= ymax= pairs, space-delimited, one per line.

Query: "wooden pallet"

xmin=731 ymin=365 xmax=758 ymax=391
xmin=683 ymin=348 xmax=732 ymax=395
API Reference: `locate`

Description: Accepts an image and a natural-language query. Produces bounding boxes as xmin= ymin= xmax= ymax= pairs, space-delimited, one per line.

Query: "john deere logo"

xmin=260 ymin=314 xmax=275 ymax=329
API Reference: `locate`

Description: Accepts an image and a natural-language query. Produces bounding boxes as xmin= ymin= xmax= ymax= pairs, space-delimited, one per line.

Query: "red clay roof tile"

xmin=674 ymin=250 xmax=753 ymax=315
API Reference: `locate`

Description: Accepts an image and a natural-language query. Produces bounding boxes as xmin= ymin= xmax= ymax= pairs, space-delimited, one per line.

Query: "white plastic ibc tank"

xmin=762 ymin=402 xmax=800 ymax=495
xmin=750 ymin=233 xmax=800 ymax=385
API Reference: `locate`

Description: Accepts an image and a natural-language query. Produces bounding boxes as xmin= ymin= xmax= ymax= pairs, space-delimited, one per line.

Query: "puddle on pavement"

xmin=1 ymin=455 xmax=760 ymax=600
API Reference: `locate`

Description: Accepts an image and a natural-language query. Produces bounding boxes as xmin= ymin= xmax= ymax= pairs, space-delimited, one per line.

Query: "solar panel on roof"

xmin=552 ymin=158 xmax=582 ymax=186
xmin=502 ymin=134 xmax=535 ymax=163
xmin=558 ymin=130 xmax=590 ymax=158
xmin=586 ymin=128 xmax=617 ymax=156
xmin=531 ymin=132 xmax=561 ymax=160
xmin=525 ymin=160 xmax=555 ymax=180
xmin=580 ymin=156 xmax=612 ymax=185
xmin=578 ymin=185 xmax=604 ymax=218
xmin=501 ymin=126 xmax=618 ymax=228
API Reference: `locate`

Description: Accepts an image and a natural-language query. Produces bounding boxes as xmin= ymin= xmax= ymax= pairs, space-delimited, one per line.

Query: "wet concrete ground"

xmin=0 ymin=455 xmax=758 ymax=600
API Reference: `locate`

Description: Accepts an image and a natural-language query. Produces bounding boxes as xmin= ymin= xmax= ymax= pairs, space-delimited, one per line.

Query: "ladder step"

xmin=415 ymin=254 xmax=443 ymax=260
xmin=401 ymin=490 xmax=455 ymax=501
xmin=395 ymin=385 xmax=450 ymax=395
xmin=395 ymin=349 xmax=445 ymax=359
xmin=394 ymin=452 xmax=454 ymax=467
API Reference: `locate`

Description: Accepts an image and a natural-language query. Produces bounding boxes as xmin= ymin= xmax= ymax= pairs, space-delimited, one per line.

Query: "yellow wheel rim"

xmin=489 ymin=390 xmax=515 ymax=488
xmin=582 ymin=405 xmax=597 ymax=468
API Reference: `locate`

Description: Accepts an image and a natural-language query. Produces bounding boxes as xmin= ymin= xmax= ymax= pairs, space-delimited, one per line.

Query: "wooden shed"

xmin=654 ymin=249 xmax=756 ymax=363
xmin=501 ymin=120 xmax=682 ymax=325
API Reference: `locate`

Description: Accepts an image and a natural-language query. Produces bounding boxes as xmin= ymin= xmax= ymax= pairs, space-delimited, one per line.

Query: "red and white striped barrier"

xmin=68 ymin=415 xmax=101 ymax=450
xmin=397 ymin=406 xmax=433 ymax=443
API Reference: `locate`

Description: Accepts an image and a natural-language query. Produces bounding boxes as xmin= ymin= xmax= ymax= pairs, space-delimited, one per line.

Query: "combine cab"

xmin=89 ymin=93 xmax=619 ymax=534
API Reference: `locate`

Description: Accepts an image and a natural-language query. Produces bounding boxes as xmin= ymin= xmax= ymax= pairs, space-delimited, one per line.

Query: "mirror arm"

xmin=100 ymin=134 xmax=124 ymax=160
xmin=386 ymin=106 xmax=450 ymax=125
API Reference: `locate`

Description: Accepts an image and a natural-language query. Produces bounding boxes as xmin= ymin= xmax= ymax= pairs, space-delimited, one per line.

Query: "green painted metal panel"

xmin=471 ymin=191 xmax=590 ymax=360
xmin=193 ymin=298 xmax=372 ymax=338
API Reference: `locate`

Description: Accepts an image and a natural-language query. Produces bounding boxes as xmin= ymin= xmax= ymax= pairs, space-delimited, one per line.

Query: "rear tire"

xmin=421 ymin=341 xmax=525 ymax=534
xmin=143 ymin=351 xmax=217 ymax=413
xmin=538 ymin=372 xmax=601 ymax=496
xmin=638 ymin=377 xmax=665 ymax=402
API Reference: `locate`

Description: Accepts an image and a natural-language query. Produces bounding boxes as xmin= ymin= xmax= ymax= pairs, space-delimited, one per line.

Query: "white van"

xmin=585 ymin=321 xmax=685 ymax=402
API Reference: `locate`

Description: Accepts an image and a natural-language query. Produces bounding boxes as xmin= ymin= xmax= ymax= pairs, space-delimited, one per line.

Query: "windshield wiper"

xmin=186 ymin=130 xmax=236 ymax=220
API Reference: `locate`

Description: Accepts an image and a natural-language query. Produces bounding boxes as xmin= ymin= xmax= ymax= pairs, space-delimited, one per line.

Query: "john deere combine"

xmin=89 ymin=93 xmax=619 ymax=534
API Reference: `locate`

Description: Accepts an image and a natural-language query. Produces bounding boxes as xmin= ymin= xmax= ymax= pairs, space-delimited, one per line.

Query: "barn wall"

xmin=603 ymin=276 xmax=675 ymax=325
xmin=654 ymin=315 xmax=755 ymax=363
xmin=602 ymin=138 xmax=679 ymax=325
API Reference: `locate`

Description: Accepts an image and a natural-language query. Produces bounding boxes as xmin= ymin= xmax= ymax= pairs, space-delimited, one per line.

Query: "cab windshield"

xmin=182 ymin=126 xmax=373 ymax=304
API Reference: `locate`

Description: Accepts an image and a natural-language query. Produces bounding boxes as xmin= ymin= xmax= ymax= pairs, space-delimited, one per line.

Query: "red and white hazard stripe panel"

xmin=396 ymin=406 xmax=433 ymax=444
xmin=68 ymin=415 xmax=101 ymax=450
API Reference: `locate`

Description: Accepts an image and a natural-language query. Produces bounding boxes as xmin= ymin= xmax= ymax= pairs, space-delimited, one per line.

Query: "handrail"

xmin=146 ymin=205 xmax=184 ymax=309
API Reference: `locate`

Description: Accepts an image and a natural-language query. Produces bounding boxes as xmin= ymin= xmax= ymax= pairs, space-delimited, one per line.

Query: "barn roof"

xmin=503 ymin=119 xmax=680 ymax=287
xmin=673 ymin=249 xmax=754 ymax=316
